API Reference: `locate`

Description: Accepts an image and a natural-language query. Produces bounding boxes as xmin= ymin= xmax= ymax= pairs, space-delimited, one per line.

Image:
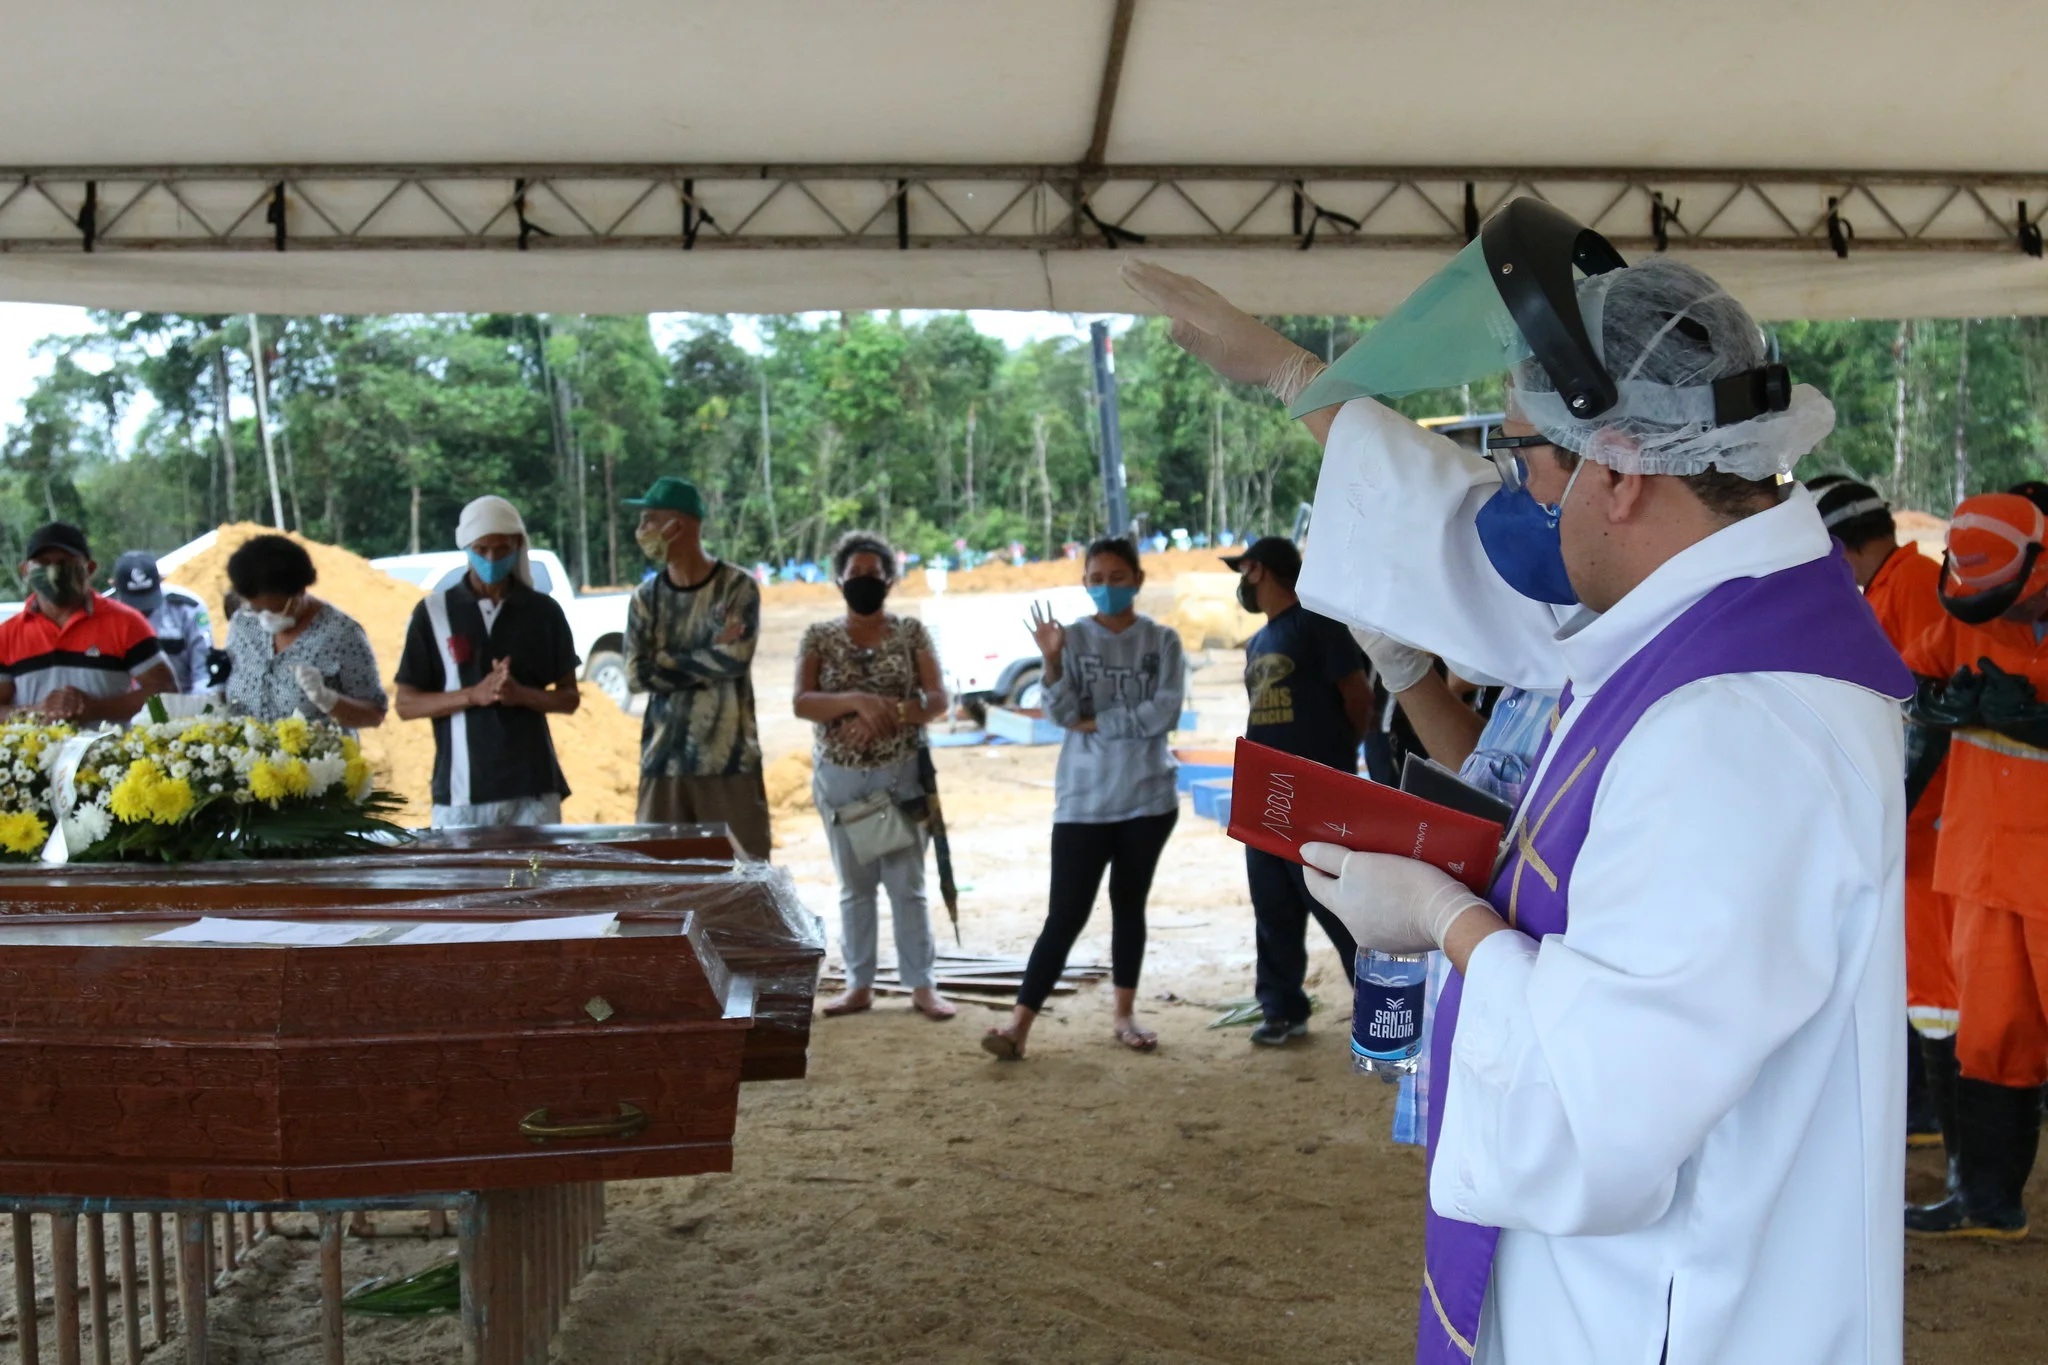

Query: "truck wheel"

xmin=586 ymin=652 xmax=631 ymax=709
xmin=1005 ymin=664 xmax=1044 ymax=712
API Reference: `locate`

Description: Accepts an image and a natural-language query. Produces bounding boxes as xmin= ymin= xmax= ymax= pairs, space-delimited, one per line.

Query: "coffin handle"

xmin=518 ymin=1102 xmax=648 ymax=1143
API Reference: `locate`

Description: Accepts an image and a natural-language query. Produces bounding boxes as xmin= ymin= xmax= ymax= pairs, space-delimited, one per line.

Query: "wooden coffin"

xmin=0 ymin=830 xmax=826 ymax=1083
xmin=0 ymin=908 xmax=752 ymax=1200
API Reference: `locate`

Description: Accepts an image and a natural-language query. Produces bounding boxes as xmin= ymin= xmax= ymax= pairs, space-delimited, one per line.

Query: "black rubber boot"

xmin=1907 ymin=1027 xmax=1942 ymax=1149
xmin=1920 ymin=1033 xmax=1963 ymax=1191
xmin=1907 ymin=1078 xmax=2039 ymax=1240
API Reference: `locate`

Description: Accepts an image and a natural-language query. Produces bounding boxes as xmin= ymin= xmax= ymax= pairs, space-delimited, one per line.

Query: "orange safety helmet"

xmin=1940 ymin=492 xmax=2048 ymax=624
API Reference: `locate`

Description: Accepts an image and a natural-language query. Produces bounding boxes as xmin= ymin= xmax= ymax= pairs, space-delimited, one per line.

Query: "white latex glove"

xmin=1350 ymin=628 xmax=1436 ymax=693
xmin=1299 ymin=843 xmax=1492 ymax=955
xmin=292 ymin=664 xmax=340 ymax=715
xmin=1120 ymin=260 xmax=1327 ymax=405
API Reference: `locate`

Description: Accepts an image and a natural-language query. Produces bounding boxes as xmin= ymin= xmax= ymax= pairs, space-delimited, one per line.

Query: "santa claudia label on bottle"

xmin=1351 ymin=973 xmax=1426 ymax=1061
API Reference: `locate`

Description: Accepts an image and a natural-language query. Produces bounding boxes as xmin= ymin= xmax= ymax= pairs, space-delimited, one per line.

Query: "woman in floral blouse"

xmin=794 ymin=530 xmax=954 ymax=1021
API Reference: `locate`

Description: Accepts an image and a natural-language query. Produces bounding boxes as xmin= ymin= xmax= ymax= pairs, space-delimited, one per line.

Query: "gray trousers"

xmin=813 ymin=753 xmax=935 ymax=992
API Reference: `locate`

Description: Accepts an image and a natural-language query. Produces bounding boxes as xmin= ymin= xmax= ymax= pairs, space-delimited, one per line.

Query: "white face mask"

xmin=255 ymin=606 xmax=297 ymax=635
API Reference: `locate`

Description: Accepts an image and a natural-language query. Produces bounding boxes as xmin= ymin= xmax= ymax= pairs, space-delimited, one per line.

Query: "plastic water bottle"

xmin=1352 ymin=950 xmax=1428 ymax=1080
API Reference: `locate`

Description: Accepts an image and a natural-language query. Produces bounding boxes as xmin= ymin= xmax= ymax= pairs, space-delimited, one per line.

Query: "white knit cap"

xmin=455 ymin=495 xmax=532 ymax=587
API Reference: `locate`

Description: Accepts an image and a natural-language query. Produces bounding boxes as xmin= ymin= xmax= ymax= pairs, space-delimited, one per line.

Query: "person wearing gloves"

xmin=110 ymin=550 xmax=211 ymax=694
xmin=983 ymin=537 xmax=1186 ymax=1059
xmin=1351 ymin=626 xmax=1561 ymax=1149
xmin=394 ymin=496 xmax=580 ymax=828
xmin=1124 ymin=198 xmax=1910 ymax=1365
xmin=221 ymin=533 xmax=387 ymax=729
xmin=1226 ymin=534 xmax=1373 ymax=1047
xmin=624 ymin=476 xmax=770 ymax=858
xmin=0 ymin=522 xmax=174 ymax=723
xmin=1898 ymin=492 xmax=2048 ymax=1239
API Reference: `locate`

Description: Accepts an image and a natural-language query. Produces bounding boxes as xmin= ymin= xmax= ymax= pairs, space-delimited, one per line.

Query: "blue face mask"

xmin=467 ymin=548 xmax=516 ymax=586
xmin=1473 ymin=460 xmax=1583 ymax=605
xmin=1087 ymin=584 xmax=1139 ymax=616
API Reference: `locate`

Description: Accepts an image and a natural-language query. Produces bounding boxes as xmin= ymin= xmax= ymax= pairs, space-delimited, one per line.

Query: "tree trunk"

xmin=1032 ymin=412 xmax=1054 ymax=559
xmin=603 ymin=446 xmax=618 ymax=586
xmin=758 ymin=369 xmax=780 ymax=551
xmin=536 ymin=317 xmax=572 ymax=554
xmin=408 ymin=481 xmax=421 ymax=554
xmin=572 ymin=419 xmax=590 ymax=589
xmin=281 ymin=424 xmax=305 ymax=533
xmin=322 ymin=473 xmax=340 ymax=545
xmin=963 ymin=402 xmax=977 ymax=517
xmin=247 ymin=315 xmax=285 ymax=527
xmin=1952 ymin=318 xmax=1972 ymax=507
xmin=211 ymin=347 xmax=237 ymax=523
xmin=1889 ymin=321 xmax=1911 ymax=500
xmin=1207 ymin=396 xmax=1222 ymax=544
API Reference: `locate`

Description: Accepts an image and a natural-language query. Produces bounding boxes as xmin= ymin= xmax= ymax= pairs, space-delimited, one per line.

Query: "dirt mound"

xmin=167 ymin=523 xmax=644 ymax=826
xmin=763 ymin=750 xmax=814 ymax=814
xmin=1895 ymin=509 xmax=1948 ymax=560
xmin=759 ymin=546 xmax=1238 ymax=606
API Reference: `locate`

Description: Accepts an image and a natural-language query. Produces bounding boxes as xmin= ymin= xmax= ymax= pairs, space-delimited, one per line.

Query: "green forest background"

xmin=4 ymin=309 xmax=2045 ymax=593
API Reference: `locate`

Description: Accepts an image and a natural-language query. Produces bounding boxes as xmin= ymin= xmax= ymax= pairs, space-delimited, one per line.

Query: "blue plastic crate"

xmin=984 ymin=706 xmax=1064 ymax=746
xmin=1177 ymin=708 xmax=1199 ymax=731
xmin=1173 ymin=748 xmax=1234 ymax=793
xmin=1190 ymin=776 xmax=1233 ymax=821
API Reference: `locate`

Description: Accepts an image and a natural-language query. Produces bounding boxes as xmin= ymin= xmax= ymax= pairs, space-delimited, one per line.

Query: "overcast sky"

xmin=0 ymin=304 xmax=1123 ymax=437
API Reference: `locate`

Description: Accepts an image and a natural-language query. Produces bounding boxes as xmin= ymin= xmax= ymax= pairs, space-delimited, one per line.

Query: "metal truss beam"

xmin=0 ymin=164 xmax=2044 ymax=257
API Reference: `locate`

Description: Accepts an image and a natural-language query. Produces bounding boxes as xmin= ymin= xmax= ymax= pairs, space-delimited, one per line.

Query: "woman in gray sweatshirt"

xmin=981 ymin=537 xmax=1185 ymax=1060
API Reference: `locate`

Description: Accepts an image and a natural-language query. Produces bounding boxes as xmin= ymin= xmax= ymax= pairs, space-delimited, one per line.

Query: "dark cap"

xmin=23 ymin=522 xmax=89 ymax=562
xmin=1220 ymin=536 xmax=1302 ymax=586
xmin=111 ymin=550 xmax=164 ymax=613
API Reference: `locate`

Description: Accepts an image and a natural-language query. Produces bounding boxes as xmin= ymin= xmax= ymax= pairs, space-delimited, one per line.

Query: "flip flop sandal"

xmin=1113 ymin=1025 xmax=1159 ymax=1053
xmin=980 ymin=1032 xmax=1023 ymax=1061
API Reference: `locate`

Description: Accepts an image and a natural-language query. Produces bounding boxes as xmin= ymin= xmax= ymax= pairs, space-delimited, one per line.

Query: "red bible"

xmin=1225 ymin=738 xmax=1505 ymax=893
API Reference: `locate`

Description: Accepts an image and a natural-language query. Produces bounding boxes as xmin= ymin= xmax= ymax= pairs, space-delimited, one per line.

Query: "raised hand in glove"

xmin=291 ymin=664 xmax=340 ymax=715
xmin=1119 ymin=260 xmax=1327 ymax=405
xmin=1299 ymin=842 xmax=1494 ymax=956
xmin=1350 ymin=628 xmax=1435 ymax=694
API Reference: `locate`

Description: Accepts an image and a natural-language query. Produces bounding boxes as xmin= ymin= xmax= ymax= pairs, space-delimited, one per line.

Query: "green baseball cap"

xmin=622 ymin=476 xmax=705 ymax=518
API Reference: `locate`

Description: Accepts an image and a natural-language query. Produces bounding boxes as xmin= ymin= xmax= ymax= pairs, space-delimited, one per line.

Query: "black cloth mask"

xmin=840 ymin=576 xmax=890 ymax=616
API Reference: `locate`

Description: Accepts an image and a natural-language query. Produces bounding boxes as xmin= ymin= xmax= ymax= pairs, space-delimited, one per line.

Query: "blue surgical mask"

xmin=1473 ymin=460 xmax=1584 ymax=605
xmin=1088 ymin=584 xmax=1139 ymax=616
xmin=467 ymin=548 xmax=516 ymax=586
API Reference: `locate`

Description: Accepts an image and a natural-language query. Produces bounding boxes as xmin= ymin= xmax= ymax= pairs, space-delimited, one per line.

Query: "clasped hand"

xmin=467 ymin=658 xmax=524 ymax=709
xmin=836 ymin=693 xmax=901 ymax=746
xmin=1299 ymin=843 xmax=1493 ymax=956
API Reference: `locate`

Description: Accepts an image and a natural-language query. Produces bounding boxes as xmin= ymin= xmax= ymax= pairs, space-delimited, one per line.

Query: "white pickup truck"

xmin=916 ymin=583 xmax=1097 ymax=723
xmin=369 ymin=549 xmax=637 ymax=708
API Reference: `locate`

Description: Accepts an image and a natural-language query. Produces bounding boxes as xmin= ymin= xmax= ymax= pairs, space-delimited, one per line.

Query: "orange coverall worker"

xmin=1905 ymin=610 xmax=2048 ymax=1087
xmin=1868 ymin=546 xmax=1956 ymax=1035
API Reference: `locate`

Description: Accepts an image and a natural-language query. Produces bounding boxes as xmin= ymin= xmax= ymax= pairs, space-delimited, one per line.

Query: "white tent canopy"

xmin=3 ymin=0 xmax=2045 ymax=318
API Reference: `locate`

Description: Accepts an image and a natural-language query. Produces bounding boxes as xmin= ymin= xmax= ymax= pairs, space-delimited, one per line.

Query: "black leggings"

xmin=1017 ymin=811 xmax=1179 ymax=1012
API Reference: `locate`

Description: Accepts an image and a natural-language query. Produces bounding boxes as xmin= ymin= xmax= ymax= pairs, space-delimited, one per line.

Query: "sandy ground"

xmin=4 ymin=591 xmax=2045 ymax=1363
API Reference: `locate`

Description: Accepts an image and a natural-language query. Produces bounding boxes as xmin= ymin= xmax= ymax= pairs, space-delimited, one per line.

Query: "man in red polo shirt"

xmin=0 ymin=522 xmax=173 ymax=722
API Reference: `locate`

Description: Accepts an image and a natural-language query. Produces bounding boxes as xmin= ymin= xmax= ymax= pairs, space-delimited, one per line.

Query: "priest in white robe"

xmin=1123 ymin=233 xmax=1908 ymax=1365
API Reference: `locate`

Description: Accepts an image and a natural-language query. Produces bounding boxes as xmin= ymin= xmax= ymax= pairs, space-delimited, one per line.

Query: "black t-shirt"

xmin=1244 ymin=604 xmax=1367 ymax=773
xmin=395 ymin=578 xmax=580 ymax=806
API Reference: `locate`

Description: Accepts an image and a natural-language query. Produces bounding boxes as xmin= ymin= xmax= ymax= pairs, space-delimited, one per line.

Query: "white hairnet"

xmin=1509 ymin=258 xmax=1834 ymax=480
xmin=454 ymin=495 xmax=532 ymax=587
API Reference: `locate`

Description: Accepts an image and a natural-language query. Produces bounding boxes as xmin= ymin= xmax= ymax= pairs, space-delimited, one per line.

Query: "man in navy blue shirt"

xmin=1226 ymin=537 xmax=1375 ymax=1046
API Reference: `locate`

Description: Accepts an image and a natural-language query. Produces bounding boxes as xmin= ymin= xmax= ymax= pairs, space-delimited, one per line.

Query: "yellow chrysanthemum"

xmin=281 ymin=758 xmax=312 ymax=797
xmin=109 ymin=760 xmax=167 ymax=823
xmin=274 ymin=716 xmax=311 ymax=756
xmin=249 ymin=759 xmax=289 ymax=804
xmin=340 ymin=735 xmax=362 ymax=763
xmin=0 ymin=810 xmax=47 ymax=854
xmin=148 ymin=776 xmax=195 ymax=824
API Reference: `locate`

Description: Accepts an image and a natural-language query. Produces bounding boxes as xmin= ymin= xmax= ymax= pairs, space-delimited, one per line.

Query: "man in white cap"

xmin=393 ymin=496 xmax=581 ymax=827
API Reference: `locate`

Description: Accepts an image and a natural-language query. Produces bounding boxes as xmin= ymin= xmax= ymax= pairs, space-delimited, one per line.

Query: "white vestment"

xmin=1302 ymin=399 xmax=1906 ymax=1365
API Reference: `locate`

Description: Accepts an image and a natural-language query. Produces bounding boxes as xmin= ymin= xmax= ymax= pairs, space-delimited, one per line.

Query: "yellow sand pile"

xmin=1150 ymin=571 xmax=1263 ymax=651
xmin=758 ymin=545 xmax=1239 ymax=605
xmin=763 ymin=750 xmax=814 ymax=814
xmin=167 ymin=524 xmax=643 ymax=826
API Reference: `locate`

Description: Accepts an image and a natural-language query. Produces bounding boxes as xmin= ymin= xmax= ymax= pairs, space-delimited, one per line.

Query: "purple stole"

xmin=1415 ymin=550 xmax=1911 ymax=1364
